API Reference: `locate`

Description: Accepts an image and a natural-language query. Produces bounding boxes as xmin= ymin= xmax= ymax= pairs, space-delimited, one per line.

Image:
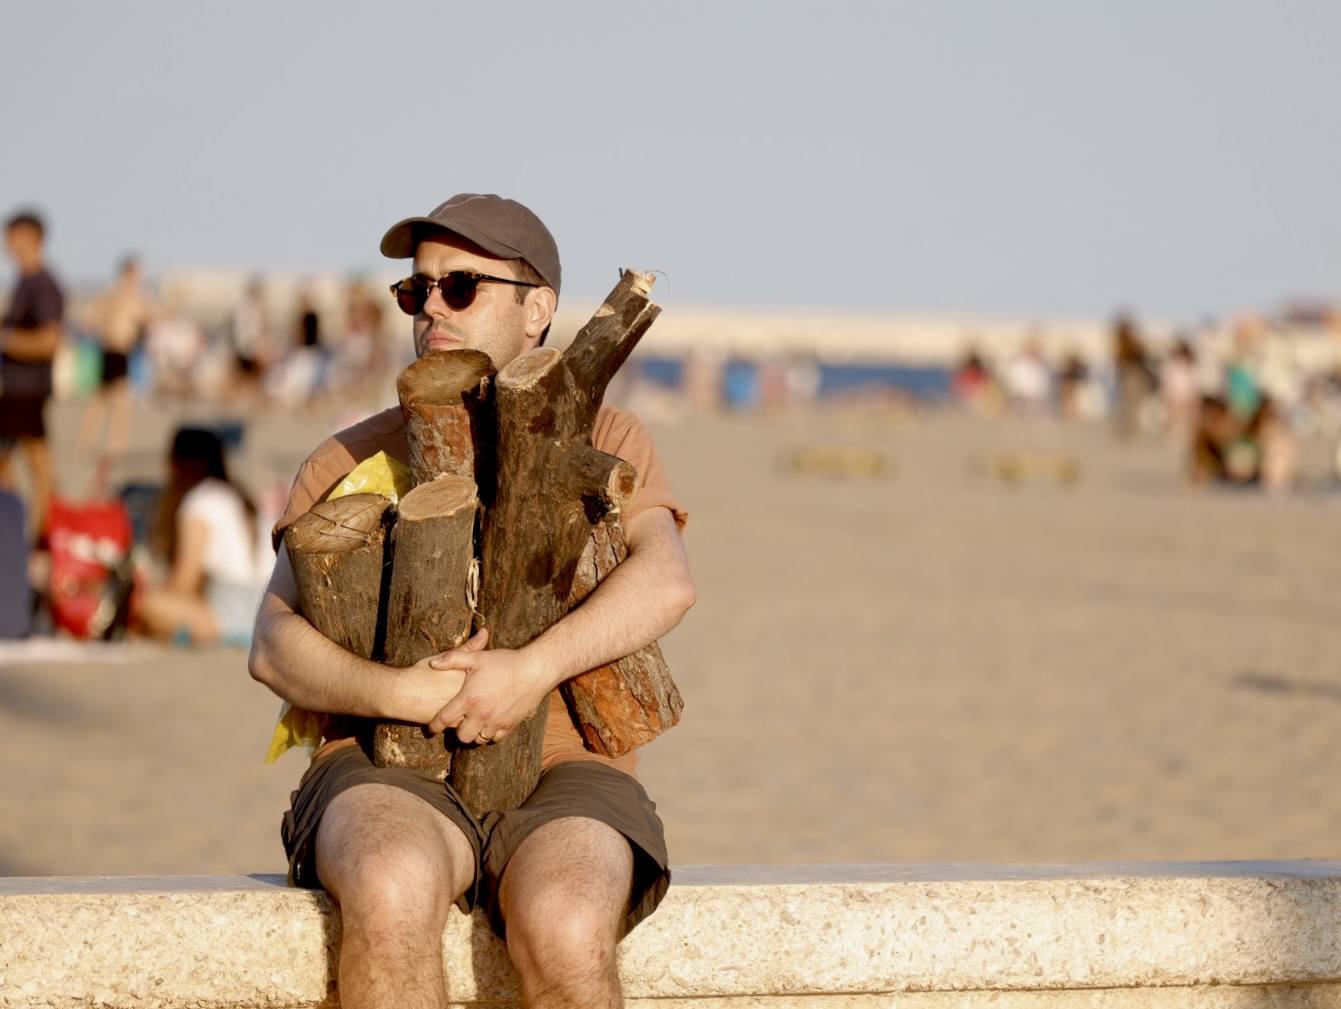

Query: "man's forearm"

xmin=3 ymin=325 xmax=60 ymax=361
xmin=249 ymin=599 xmax=449 ymax=724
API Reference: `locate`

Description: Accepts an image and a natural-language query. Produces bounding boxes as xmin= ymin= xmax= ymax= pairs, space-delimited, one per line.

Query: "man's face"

xmin=410 ymin=234 xmax=543 ymax=368
xmin=4 ymin=225 xmax=39 ymax=265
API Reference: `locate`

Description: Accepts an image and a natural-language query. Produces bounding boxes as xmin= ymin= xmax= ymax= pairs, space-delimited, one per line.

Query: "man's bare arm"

xmin=247 ymin=546 xmax=465 ymax=723
xmin=427 ymin=506 xmax=695 ymax=741
xmin=3 ymin=323 xmax=61 ymax=362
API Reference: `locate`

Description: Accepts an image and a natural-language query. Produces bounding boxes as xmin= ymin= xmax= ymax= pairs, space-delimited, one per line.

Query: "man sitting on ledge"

xmin=249 ymin=194 xmax=695 ymax=1009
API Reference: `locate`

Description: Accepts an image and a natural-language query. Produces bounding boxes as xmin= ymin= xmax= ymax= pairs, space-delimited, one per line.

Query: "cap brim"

xmin=379 ymin=217 xmax=525 ymax=260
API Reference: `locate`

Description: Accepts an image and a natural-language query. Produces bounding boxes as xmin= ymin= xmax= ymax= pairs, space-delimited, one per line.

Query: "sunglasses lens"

xmin=393 ymin=279 xmax=426 ymax=315
xmin=440 ymin=273 xmax=480 ymax=311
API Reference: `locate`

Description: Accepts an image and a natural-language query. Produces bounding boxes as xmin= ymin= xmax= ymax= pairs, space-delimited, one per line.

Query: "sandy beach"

xmin=3 ymin=395 xmax=1340 ymax=877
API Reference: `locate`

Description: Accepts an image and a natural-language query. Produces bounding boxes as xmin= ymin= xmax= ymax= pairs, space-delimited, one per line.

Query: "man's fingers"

xmin=430 ymin=648 xmax=481 ymax=671
xmin=454 ymin=715 xmax=487 ymax=746
xmin=430 ymin=697 xmax=467 ymax=735
xmin=463 ymin=628 xmax=489 ymax=651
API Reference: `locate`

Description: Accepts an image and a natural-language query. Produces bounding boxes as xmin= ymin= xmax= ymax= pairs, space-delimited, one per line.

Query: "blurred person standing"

xmin=0 ymin=210 xmax=64 ymax=537
xmin=298 ymin=285 xmax=322 ymax=353
xmin=1159 ymin=339 xmax=1200 ymax=437
xmin=78 ymin=255 xmax=156 ymax=478
xmin=146 ymin=289 xmax=209 ymax=399
xmin=1003 ymin=336 xmax=1052 ymax=413
xmin=1225 ymin=314 xmax=1266 ymax=420
xmin=265 ymin=283 xmax=329 ymax=408
xmin=1056 ymin=352 xmax=1090 ymax=421
xmin=335 ymin=277 xmax=387 ymax=401
xmin=1112 ymin=313 xmax=1154 ymax=440
xmin=951 ymin=347 xmax=998 ymax=415
xmin=230 ymin=276 xmax=272 ymax=388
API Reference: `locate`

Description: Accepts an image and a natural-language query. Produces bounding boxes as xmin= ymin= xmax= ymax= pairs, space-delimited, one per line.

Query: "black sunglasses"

xmin=389 ymin=271 xmax=538 ymax=315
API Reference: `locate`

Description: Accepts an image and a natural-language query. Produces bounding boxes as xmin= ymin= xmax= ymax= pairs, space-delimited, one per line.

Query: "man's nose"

xmin=423 ymin=286 xmax=452 ymax=318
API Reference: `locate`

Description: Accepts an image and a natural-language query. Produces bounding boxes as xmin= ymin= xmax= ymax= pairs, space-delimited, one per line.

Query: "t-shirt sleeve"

xmin=593 ymin=409 xmax=688 ymax=532
xmin=30 ymin=276 xmax=64 ymax=327
xmin=180 ymin=482 xmax=232 ymax=529
xmin=270 ymin=439 xmax=356 ymax=552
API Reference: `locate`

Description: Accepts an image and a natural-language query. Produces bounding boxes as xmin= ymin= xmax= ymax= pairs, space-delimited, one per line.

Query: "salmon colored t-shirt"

xmin=271 ymin=404 xmax=687 ymax=779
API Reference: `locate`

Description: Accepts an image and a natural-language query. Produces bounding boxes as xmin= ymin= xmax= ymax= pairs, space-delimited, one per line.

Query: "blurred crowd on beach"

xmin=3 ymin=207 xmax=1341 ymax=646
xmin=947 ymin=311 xmax=1341 ymax=493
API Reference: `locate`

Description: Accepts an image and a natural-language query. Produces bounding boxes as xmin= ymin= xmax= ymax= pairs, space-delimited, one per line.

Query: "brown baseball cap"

xmin=380 ymin=193 xmax=561 ymax=295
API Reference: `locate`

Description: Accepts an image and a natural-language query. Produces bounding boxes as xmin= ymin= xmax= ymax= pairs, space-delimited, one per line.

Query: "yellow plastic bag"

xmin=265 ymin=702 xmax=325 ymax=763
xmin=264 ymin=451 xmax=411 ymax=763
xmin=327 ymin=450 xmax=413 ymax=504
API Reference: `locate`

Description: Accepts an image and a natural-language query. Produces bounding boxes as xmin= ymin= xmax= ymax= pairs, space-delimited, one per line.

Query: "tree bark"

xmin=398 ymin=349 xmax=495 ymax=489
xmin=448 ymin=269 xmax=662 ymax=814
xmin=374 ymin=475 xmax=478 ymax=779
xmin=560 ymin=518 xmax=683 ymax=757
xmin=283 ymin=494 xmax=392 ymax=660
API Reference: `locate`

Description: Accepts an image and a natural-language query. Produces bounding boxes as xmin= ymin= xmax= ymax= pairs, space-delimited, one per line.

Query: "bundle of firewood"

xmin=283 ymin=271 xmax=683 ymax=814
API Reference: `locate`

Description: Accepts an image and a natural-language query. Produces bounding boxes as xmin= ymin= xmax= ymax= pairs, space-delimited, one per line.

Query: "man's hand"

xmin=396 ymin=627 xmax=488 ymax=725
xmin=426 ymin=629 xmax=552 ymax=746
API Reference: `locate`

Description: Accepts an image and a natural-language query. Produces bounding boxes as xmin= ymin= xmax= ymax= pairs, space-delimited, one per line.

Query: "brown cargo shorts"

xmin=281 ymin=741 xmax=670 ymax=939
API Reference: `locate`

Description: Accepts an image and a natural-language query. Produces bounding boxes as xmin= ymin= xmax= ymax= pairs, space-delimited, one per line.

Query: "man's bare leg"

xmin=499 ymin=817 xmax=634 ymax=1009
xmin=315 ymin=782 xmax=475 ymax=1009
xmin=19 ymin=436 xmax=53 ymax=535
xmin=105 ymin=379 xmax=133 ymax=466
xmin=136 ymin=587 xmax=219 ymax=643
xmin=0 ymin=444 xmax=15 ymax=490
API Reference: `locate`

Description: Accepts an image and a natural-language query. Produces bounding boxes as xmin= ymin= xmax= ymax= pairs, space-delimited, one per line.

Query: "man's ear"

xmin=523 ymin=286 xmax=557 ymax=343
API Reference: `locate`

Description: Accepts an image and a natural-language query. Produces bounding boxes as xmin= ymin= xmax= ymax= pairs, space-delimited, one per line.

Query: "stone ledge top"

xmin=6 ymin=859 xmax=1341 ymax=895
xmin=4 ymin=861 xmax=1341 ymax=1008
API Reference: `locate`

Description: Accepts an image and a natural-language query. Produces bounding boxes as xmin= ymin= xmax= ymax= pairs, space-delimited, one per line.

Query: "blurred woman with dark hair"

xmin=137 ymin=427 xmax=272 ymax=644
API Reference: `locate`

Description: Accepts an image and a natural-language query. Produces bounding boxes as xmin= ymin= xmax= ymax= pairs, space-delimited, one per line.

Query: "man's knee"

xmin=502 ymin=819 xmax=633 ymax=982
xmin=331 ymin=840 xmax=451 ymax=928
xmin=315 ymin=784 xmax=471 ymax=930
xmin=508 ymin=892 xmax=620 ymax=982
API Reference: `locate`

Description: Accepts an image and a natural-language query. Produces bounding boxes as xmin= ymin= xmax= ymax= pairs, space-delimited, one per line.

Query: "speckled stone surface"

xmin=3 ymin=862 xmax=1341 ymax=1008
xmin=628 ymin=993 xmax=1341 ymax=1007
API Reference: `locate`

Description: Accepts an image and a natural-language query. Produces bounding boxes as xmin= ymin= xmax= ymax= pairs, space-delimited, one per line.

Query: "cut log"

xmin=449 ymin=269 xmax=662 ymax=814
xmin=365 ymin=348 xmax=493 ymax=775
xmin=398 ymin=349 xmax=495 ymax=487
xmin=375 ymin=475 xmax=479 ymax=779
xmin=560 ymin=518 xmax=683 ymax=757
xmin=284 ymin=494 xmax=394 ymax=753
xmin=283 ymin=494 xmax=392 ymax=660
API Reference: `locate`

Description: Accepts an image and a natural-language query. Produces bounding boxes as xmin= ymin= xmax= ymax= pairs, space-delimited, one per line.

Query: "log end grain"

xmin=398 ymin=474 xmax=477 ymax=522
xmin=398 ymin=349 xmax=495 ymax=407
xmin=285 ymin=494 xmax=391 ymax=554
xmin=497 ymin=346 xmax=562 ymax=391
xmin=621 ymin=267 xmax=656 ymax=299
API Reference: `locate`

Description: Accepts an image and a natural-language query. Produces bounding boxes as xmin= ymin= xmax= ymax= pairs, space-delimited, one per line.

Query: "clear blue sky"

xmin=2 ymin=1 xmax=1337 ymax=319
